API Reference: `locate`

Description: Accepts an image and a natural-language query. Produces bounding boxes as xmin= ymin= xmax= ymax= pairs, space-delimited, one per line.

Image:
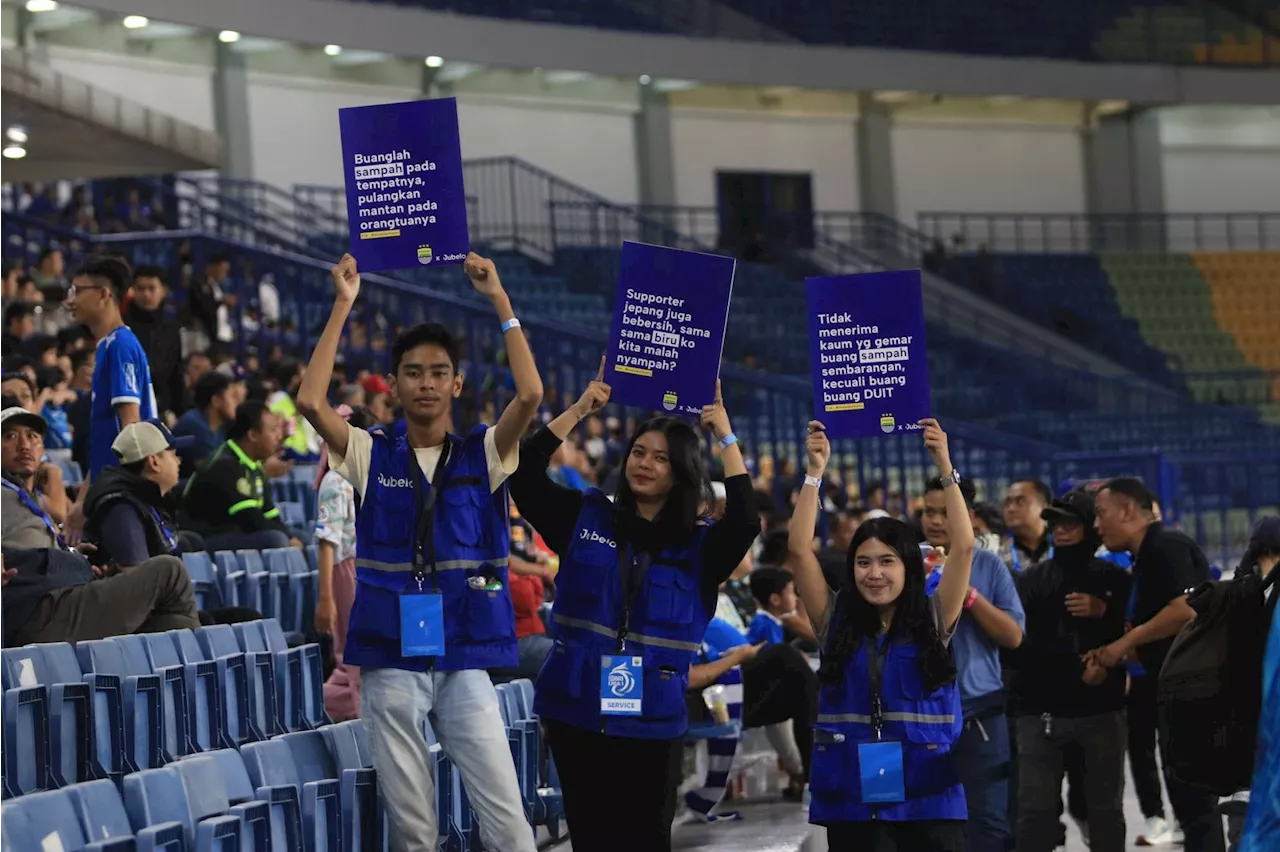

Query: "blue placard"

xmin=605 ymin=241 xmax=735 ymax=417
xmin=400 ymin=591 xmax=446 ymax=657
xmin=600 ymin=655 xmax=644 ymax=716
xmin=805 ymin=270 xmax=931 ymax=440
xmin=858 ymin=741 xmax=906 ymax=803
xmin=338 ymin=97 xmax=468 ymax=272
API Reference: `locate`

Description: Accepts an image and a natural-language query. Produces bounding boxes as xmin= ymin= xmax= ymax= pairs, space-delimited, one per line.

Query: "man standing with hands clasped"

xmin=298 ymin=253 xmax=543 ymax=852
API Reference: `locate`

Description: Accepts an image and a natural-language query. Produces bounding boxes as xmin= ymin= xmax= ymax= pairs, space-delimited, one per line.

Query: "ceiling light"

xmin=324 ymin=44 xmax=342 ymax=56
xmin=6 ymin=126 xmax=28 ymax=144
xmin=638 ymin=74 xmax=651 ymax=85
xmin=25 ymin=0 xmax=57 ymax=12
xmin=218 ymin=30 xmax=241 ymax=44
xmin=3 ymin=145 xmax=28 ymax=160
xmin=424 ymin=55 xmax=444 ymax=68
xmin=122 ymin=15 xmax=148 ymax=29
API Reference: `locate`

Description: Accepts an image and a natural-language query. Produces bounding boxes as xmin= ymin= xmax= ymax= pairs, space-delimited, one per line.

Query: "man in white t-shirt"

xmin=298 ymin=253 xmax=544 ymax=852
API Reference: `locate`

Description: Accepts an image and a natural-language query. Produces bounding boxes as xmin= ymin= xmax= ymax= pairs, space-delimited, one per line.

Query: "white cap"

xmin=111 ymin=421 xmax=192 ymax=465
xmin=0 ymin=406 xmax=46 ymax=435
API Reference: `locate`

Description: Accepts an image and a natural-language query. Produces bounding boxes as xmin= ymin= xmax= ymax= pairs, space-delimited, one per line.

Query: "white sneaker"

xmin=1072 ymin=815 xmax=1091 ymax=848
xmin=1136 ymin=815 xmax=1174 ymax=846
xmin=1170 ymin=823 xmax=1184 ymax=845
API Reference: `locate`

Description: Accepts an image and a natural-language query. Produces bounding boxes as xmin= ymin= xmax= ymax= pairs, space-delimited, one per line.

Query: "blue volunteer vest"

xmin=346 ymin=424 xmax=517 ymax=672
xmin=808 ymin=596 xmax=966 ymax=825
xmin=535 ymin=490 xmax=707 ymax=739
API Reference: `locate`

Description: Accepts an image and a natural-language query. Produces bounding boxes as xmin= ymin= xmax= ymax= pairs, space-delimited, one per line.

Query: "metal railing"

xmin=918 ymin=212 xmax=1280 ymax=254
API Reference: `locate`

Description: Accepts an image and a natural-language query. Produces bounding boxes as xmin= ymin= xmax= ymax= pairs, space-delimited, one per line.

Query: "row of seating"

xmin=184 ymin=550 xmax=317 ymax=637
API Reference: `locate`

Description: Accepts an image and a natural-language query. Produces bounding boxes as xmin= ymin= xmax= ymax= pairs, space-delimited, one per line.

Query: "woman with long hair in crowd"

xmin=788 ymin=418 xmax=973 ymax=851
xmin=507 ymin=363 xmax=759 ymax=852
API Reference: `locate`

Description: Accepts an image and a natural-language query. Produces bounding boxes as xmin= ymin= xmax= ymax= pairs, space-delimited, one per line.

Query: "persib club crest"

xmin=662 ymin=391 xmax=678 ymax=412
xmin=880 ymin=414 xmax=895 ymax=434
xmin=417 ymin=245 xmax=433 ymax=265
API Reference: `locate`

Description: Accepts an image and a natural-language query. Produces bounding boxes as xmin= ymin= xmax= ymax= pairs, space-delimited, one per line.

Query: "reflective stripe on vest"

xmin=355 ymin=557 xmax=497 ymax=573
xmin=552 ymin=612 xmax=703 ymax=652
xmin=817 ymin=711 xmax=957 ymax=725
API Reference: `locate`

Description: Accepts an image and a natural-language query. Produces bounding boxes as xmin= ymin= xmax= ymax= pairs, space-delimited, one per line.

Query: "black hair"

xmin=818 ymin=516 xmax=957 ymax=694
xmin=132 ymin=264 xmax=166 ymax=284
xmin=1012 ymin=478 xmax=1053 ymax=508
xmin=0 ymin=393 xmax=20 ymax=410
xmin=69 ymin=348 xmax=94 ymax=374
xmin=271 ymin=358 xmax=302 ymax=391
xmin=925 ymin=474 xmax=976 ymax=509
xmin=206 ymin=252 xmax=231 ymax=267
xmin=2 ymin=355 xmax=35 ymax=376
xmin=753 ymin=488 xmax=776 ymax=518
xmin=613 ymin=416 xmax=711 ymax=538
xmin=37 ymin=247 xmax=61 ymax=265
xmin=749 ymin=566 xmax=795 ymax=609
xmin=974 ymin=502 xmax=1006 ymax=537
xmin=391 ymin=322 xmax=460 ymax=375
xmin=57 ymin=325 xmax=92 ymax=352
xmin=74 ymin=255 xmax=132 ymax=302
xmin=1100 ymin=476 xmax=1156 ymax=512
xmin=4 ymin=301 xmax=35 ymax=326
xmin=758 ymin=529 xmax=790 ymax=567
xmin=227 ymin=399 xmax=270 ymax=443
xmin=1 ymin=373 xmax=35 ymax=396
xmin=347 ymin=406 xmax=378 ymax=432
xmin=193 ymin=371 xmax=233 ymax=410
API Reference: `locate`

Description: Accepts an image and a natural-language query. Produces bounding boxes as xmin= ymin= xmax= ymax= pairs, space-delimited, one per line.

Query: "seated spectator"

xmin=180 ymin=400 xmax=308 ymax=551
xmin=746 ymin=565 xmax=797 ymax=646
xmin=2 ymin=408 xmax=198 ymax=646
xmin=0 ymin=403 xmax=69 ymax=525
xmin=2 ymin=301 xmax=36 ymax=353
xmin=172 ymin=371 xmax=244 ymax=476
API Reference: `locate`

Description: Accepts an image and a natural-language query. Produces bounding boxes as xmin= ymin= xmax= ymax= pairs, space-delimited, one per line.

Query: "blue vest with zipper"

xmin=346 ymin=423 xmax=517 ymax=672
xmin=534 ymin=490 xmax=707 ymax=739
xmin=808 ymin=595 xmax=966 ymax=824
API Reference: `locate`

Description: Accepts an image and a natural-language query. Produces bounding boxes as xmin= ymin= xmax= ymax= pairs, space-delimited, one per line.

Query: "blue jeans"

xmin=953 ymin=709 xmax=1012 ymax=852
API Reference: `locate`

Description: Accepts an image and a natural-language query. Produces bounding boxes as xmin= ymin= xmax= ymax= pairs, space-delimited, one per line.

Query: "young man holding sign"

xmin=298 ymin=253 xmax=543 ymax=852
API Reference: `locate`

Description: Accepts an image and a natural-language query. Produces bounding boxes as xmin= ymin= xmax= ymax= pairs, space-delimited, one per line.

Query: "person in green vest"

xmin=268 ymin=358 xmax=321 ymax=461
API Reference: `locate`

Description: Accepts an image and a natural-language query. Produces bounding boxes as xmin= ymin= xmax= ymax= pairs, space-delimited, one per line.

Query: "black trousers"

xmin=740 ymin=642 xmax=819 ymax=779
xmin=826 ymin=819 xmax=967 ymax=851
xmin=1128 ymin=672 xmax=1167 ymax=820
xmin=544 ymin=718 xmax=684 ymax=852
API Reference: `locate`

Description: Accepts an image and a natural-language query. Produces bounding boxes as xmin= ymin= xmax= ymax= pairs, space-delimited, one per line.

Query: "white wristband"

xmin=804 ymin=475 xmax=822 ymax=489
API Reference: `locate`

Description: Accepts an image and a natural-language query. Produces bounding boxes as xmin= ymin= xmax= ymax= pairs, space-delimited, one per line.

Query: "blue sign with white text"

xmin=338 ymin=97 xmax=468 ymax=272
xmin=606 ymin=241 xmax=736 ymax=416
xmin=805 ymin=270 xmax=931 ymax=440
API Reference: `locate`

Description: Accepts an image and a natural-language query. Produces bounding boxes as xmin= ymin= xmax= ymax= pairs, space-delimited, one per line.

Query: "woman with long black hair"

xmin=507 ymin=364 xmax=758 ymax=852
xmin=788 ymin=418 xmax=974 ymax=852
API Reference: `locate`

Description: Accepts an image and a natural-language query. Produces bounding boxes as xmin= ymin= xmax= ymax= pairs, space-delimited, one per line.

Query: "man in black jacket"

xmin=1011 ymin=489 xmax=1131 ymax=852
xmin=124 ymin=266 xmax=184 ymax=418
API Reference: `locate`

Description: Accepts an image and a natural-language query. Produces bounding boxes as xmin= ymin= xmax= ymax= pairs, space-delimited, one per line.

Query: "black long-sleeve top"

xmin=509 ymin=426 xmax=759 ymax=618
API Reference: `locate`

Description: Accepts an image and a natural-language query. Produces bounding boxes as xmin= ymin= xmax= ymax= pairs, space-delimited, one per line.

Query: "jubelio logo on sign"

xmin=338 ymin=97 xmax=469 ymax=273
xmin=805 ymin=270 xmax=932 ymax=440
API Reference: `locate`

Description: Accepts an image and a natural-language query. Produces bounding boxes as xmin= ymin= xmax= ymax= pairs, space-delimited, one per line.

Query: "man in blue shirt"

xmin=745 ymin=565 xmax=795 ymax=646
xmin=69 ymin=256 xmax=157 ymax=480
xmin=922 ymin=475 xmax=1025 ymax=852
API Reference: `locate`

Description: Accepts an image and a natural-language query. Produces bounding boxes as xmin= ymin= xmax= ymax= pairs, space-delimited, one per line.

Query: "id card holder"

xmin=858 ymin=741 xmax=905 ymax=803
xmin=400 ymin=591 xmax=446 ymax=657
xmin=600 ymin=655 xmax=643 ymax=716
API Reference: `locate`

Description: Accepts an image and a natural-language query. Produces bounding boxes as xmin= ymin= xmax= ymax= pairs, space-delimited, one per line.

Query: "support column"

xmin=1084 ymin=107 xmax=1166 ymax=249
xmin=634 ymin=85 xmax=676 ymax=208
xmin=212 ymin=42 xmax=253 ymax=180
xmin=855 ymin=92 xmax=897 ymax=221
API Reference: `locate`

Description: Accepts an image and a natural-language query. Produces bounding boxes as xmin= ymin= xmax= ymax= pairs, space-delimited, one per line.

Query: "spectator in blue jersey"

xmin=746 ymin=566 xmax=797 ymax=646
xmin=921 ymin=473 xmax=1025 ymax=852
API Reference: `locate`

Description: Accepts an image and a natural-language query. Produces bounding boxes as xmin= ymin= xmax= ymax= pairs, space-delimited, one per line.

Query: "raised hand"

xmin=572 ymin=358 xmax=611 ymax=418
xmin=331 ymin=253 xmax=360 ymax=303
xmin=699 ymin=379 xmax=732 ymax=443
xmin=805 ymin=421 xmax=831 ymax=476
xmin=918 ymin=417 xmax=952 ymax=472
xmin=463 ymin=252 xmax=503 ymax=299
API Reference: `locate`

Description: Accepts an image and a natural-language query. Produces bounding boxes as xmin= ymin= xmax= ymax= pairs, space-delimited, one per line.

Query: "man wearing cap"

xmin=360 ymin=373 xmax=394 ymax=425
xmin=81 ymin=421 xmax=192 ymax=569
xmin=1009 ymin=489 xmax=1131 ymax=852
xmin=1 ymin=407 xmax=198 ymax=647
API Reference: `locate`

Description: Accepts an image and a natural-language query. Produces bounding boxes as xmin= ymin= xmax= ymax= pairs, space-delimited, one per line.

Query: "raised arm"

xmin=297 ymin=254 xmax=359 ymax=459
xmin=924 ymin=418 xmax=975 ymax=631
xmin=788 ymin=421 xmax=834 ymax=637
xmin=465 ymin=254 xmax=544 ymax=461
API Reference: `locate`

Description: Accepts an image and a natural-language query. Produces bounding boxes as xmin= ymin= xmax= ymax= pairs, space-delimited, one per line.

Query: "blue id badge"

xmin=858 ymin=741 xmax=906 ymax=803
xmin=600 ymin=655 xmax=643 ymax=716
xmin=400 ymin=591 xmax=446 ymax=657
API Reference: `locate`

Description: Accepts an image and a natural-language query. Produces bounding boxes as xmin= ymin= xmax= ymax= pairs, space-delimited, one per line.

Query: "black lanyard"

xmin=615 ymin=541 xmax=652 ymax=653
xmin=867 ymin=635 xmax=892 ymax=741
xmin=410 ymin=440 xmax=452 ymax=590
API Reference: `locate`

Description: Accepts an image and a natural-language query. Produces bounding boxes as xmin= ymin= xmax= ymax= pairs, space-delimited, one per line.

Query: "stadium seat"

xmin=0 ymin=659 xmax=50 ymax=795
xmin=2 ymin=643 xmax=96 ymax=788
xmin=261 ymin=547 xmax=317 ymax=635
xmin=214 ymin=550 xmax=270 ymax=612
xmin=169 ymin=628 xmax=258 ymax=746
xmin=279 ymin=729 xmax=380 ymax=851
xmin=129 ymin=632 xmax=209 ymax=757
xmin=65 ymin=778 xmax=186 ymax=851
xmin=75 ymin=638 xmax=164 ymax=773
xmin=1 ymin=787 xmax=134 ymax=851
xmin=182 ymin=551 xmax=225 ymax=610
xmin=235 ymin=551 xmax=279 ymax=622
xmin=123 ymin=765 xmax=246 ymax=852
xmin=240 ymin=737 xmax=339 ymax=852
xmin=197 ymin=623 xmax=279 ymax=739
xmin=173 ymin=753 xmax=272 ymax=851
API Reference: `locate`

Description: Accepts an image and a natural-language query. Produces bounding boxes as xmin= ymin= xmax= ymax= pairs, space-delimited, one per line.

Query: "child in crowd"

xmin=746 ymin=566 xmax=799 ymax=646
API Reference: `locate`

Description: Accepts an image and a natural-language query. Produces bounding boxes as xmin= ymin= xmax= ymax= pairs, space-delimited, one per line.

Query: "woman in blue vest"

xmin=788 ymin=418 xmax=974 ymax=851
xmin=508 ymin=365 xmax=759 ymax=852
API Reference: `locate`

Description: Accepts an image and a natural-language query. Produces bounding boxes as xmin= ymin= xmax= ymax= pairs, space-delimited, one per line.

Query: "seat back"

xmin=278 ymin=730 xmax=337 ymax=784
xmin=236 ymin=549 xmax=266 ymax=575
xmin=197 ymin=624 xmax=245 ymax=659
xmin=511 ymin=678 xmax=535 ymax=719
xmin=262 ymin=548 xmax=293 ymax=575
xmin=172 ymin=755 xmax=233 ymax=825
xmin=37 ymin=642 xmax=86 ymax=685
xmin=240 ymin=738 xmax=302 ymax=791
xmin=190 ymin=748 xmax=257 ymax=805
xmin=123 ymin=766 xmax=194 ymax=848
xmin=65 ymin=778 xmax=135 ymax=843
xmin=76 ymin=638 xmax=141 ymax=677
xmin=0 ymin=789 xmax=87 ymax=849
xmin=321 ymin=720 xmax=367 ymax=771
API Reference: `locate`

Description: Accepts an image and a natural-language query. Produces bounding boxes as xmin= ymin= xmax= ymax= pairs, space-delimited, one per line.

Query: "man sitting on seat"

xmin=1 ymin=406 xmax=199 ymax=646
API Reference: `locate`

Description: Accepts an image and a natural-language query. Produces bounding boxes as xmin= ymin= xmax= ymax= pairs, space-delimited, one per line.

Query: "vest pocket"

xmin=646 ymin=569 xmax=698 ymax=625
xmin=443 ymin=488 xmax=485 ymax=547
xmin=371 ymin=488 xmax=415 ymax=549
xmin=642 ymin=665 xmax=688 ymax=721
xmin=537 ymin=640 xmax=587 ymax=700
xmin=807 ymin=729 xmax=851 ymax=796
xmin=465 ymin=582 xmax=515 ymax=642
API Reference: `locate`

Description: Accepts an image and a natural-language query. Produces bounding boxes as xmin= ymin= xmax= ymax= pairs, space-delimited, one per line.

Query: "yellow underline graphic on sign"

xmin=824 ymin=403 xmax=865 ymax=412
xmin=616 ymin=366 xmax=654 ymax=377
xmin=360 ymin=229 xmax=401 ymax=240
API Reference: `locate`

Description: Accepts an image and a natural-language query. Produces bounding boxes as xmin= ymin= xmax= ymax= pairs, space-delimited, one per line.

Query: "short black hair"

xmin=1012 ymin=478 xmax=1053 ymax=507
xmin=749 ymin=566 xmax=795 ymax=609
xmin=57 ymin=325 xmax=92 ymax=352
xmin=193 ymin=371 xmax=232 ymax=410
xmin=347 ymin=406 xmax=378 ymax=431
xmin=925 ymin=474 xmax=977 ymax=509
xmin=1 ymin=373 xmax=35 ymax=395
xmin=272 ymin=358 xmax=302 ymax=390
xmin=758 ymin=529 xmax=789 ymax=567
xmin=1100 ymin=477 xmax=1156 ymax=512
xmin=974 ymin=502 xmax=1005 ymax=536
xmin=2 ymin=354 xmax=35 ymax=376
xmin=70 ymin=348 xmax=94 ymax=373
xmin=206 ymin=252 xmax=231 ymax=267
xmin=227 ymin=399 xmax=270 ymax=442
xmin=132 ymin=264 xmax=166 ymax=284
xmin=4 ymin=301 xmax=35 ymax=326
xmin=391 ymin=322 xmax=460 ymax=375
xmin=0 ymin=393 xmax=20 ymax=410
xmin=74 ymin=255 xmax=132 ymax=302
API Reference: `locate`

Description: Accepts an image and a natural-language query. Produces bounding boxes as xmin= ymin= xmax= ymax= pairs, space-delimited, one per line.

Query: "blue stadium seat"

xmin=39 ymin=642 xmax=125 ymax=780
xmin=75 ymin=638 xmax=163 ymax=773
xmin=0 ymin=659 xmax=50 ymax=795
xmin=241 ymin=737 xmax=339 ymax=852
xmin=128 ymin=632 xmax=202 ymax=758
xmin=494 ymin=682 xmax=540 ymax=823
xmin=1 ymin=787 xmax=134 ymax=851
xmin=276 ymin=501 xmax=306 ymax=529
xmin=261 ymin=548 xmax=316 ymax=634
xmin=214 ymin=550 xmax=269 ymax=612
xmin=257 ymin=618 xmax=327 ymax=731
xmin=124 ymin=765 xmax=246 ymax=852
xmin=238 ymin=549 xmax=285 ymax=625
xmin=169 ymin=628 xmax=258 ymax=746
xmin=66 ymin=778 xmax=185 ymax=851
xmin=198 ymin=623 xmax=280 ymax=738
xmin=172 ymin=754 xmax=271 ymax=851
xmin=279 ymin=729 xmax=379 ymax=851
xmin=182 ymin=551 xmax=225 ymax=610
xmin=2 ymin=643 xmax=97 ymax=789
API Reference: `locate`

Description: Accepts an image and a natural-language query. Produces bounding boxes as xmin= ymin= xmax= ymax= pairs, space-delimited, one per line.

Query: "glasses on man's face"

xmin=66 ymin=283 xmax=106 ymax=299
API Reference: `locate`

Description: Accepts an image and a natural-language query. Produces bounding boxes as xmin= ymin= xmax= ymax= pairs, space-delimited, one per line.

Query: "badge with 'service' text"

xmin=600 ymin=655 xmax=643 ymax=715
